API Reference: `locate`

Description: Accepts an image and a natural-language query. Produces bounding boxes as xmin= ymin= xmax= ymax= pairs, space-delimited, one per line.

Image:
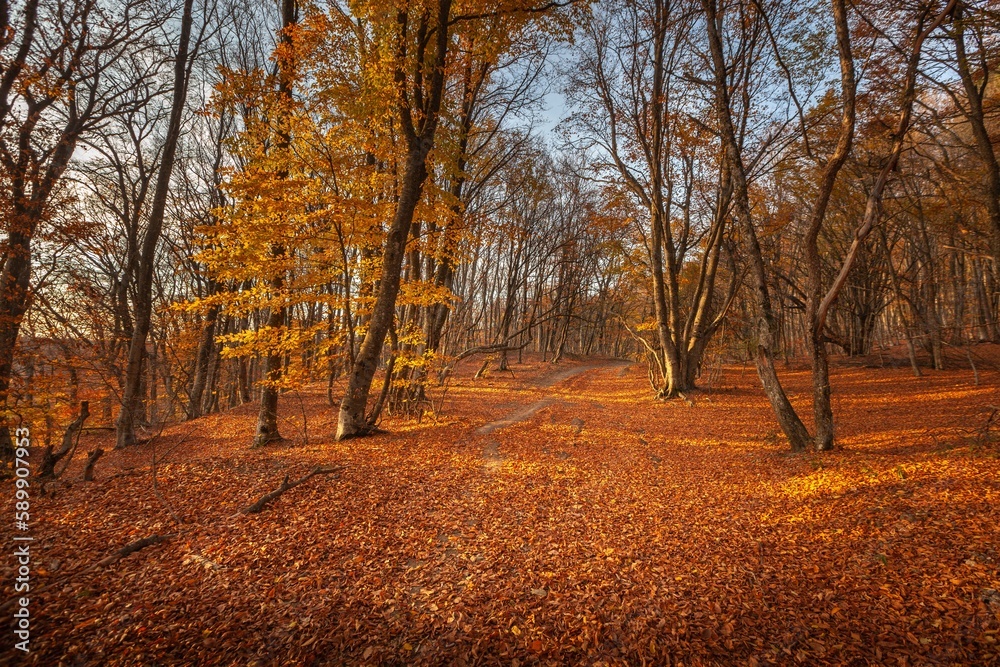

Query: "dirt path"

xmin=532 ymin=360 xmax=628 ymax=388
xmin=475 ymin=398 xmax=558 ymax=436
xmin=475 ymin=359 xmax=630 ymax=465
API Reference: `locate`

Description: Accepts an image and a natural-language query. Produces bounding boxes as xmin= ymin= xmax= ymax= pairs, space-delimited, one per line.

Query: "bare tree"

xmin=117 ymin=0 xmax=202 ymax=448
xmin=0 ymin=0 xmax=164 ymax=461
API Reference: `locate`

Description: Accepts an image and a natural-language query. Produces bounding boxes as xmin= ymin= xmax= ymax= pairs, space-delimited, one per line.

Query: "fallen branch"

xmin=83 ymin=448 xmax=104 ymax=481
xmin=0 ymin=533 xmax=175 ymax=614
xmin=234 ymin=465 xmax=344 ymax=516
xmin=455 ymin=341 xmax=531 ymax=364
xmin=976 ymin=406 xmax=999 ymax=448
xmin=95 ymin=534 xmax=175 ymax=568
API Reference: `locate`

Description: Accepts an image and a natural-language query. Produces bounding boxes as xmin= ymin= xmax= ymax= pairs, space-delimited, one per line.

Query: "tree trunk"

xmin=201 ymin=317 xmax=223 ymax=415
xmin=807 ymin=334 xmax=835 ymax=450
xmin=336 ymin=0 xmax=453 ymax=440
xmin=116 ymin=0 xmax=195 ymax=448
xmin=0 ymin=206 xmax=35 ymax=463
xmin=253 ymin=291 xmax=285 ymax=447
xmin=187 ymin=295 xmax=219 ymax=419
xmin=954 ymin=5 xmax=1000 ymax=274
xmin=337 ymin=149 xmax=432 ymax=439
xmin=39 ymin=402 xmax=89 ymax=478
xmin=649 ymin=207 xmax=683 ymax=396
xmin=804 ymin=0 xmax=855 ymax=452
xmin=701 ymin=0 xmax=811 ymax=451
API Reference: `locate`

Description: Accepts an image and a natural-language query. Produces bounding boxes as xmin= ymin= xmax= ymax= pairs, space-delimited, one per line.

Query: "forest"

xmin=1 ymin=0 xmax=999 ymax=663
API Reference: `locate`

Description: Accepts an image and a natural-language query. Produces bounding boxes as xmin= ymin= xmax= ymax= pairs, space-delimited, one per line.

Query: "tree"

xmin=804 ymin=0 xmax=956 ymax=450
xmin=567 ymin=0 xmax=736 ymax=397
xmin=335 ymin=0 xmax=570 ymax=440
xmin=116 ymin=0 xmax=201 ymax=448
xmin=0 ymin=0 xmax=163 ymax=462
xmin=949 ymin=1 xmax=1000 ymax=273
xmin=701 ymin=0 xmax=813 ymax=450
xmin=250 ymin=0 xmax=298 ymax=448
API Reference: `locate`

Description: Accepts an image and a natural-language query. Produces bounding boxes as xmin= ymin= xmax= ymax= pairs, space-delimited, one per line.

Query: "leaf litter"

xmin=2 ymin=354 xmax=998 ymax=666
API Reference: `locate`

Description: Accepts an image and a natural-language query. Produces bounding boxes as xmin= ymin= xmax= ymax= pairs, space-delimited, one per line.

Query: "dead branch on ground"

xmin=0 ymin=533 xmax=175 ymax=614
xmin=234 ymin=465 xmax=345 ymax=517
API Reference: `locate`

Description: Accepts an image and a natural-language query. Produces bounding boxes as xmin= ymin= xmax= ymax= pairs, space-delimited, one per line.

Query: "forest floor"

xmin=3 ymin=348 xmax=1000 ymax=666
